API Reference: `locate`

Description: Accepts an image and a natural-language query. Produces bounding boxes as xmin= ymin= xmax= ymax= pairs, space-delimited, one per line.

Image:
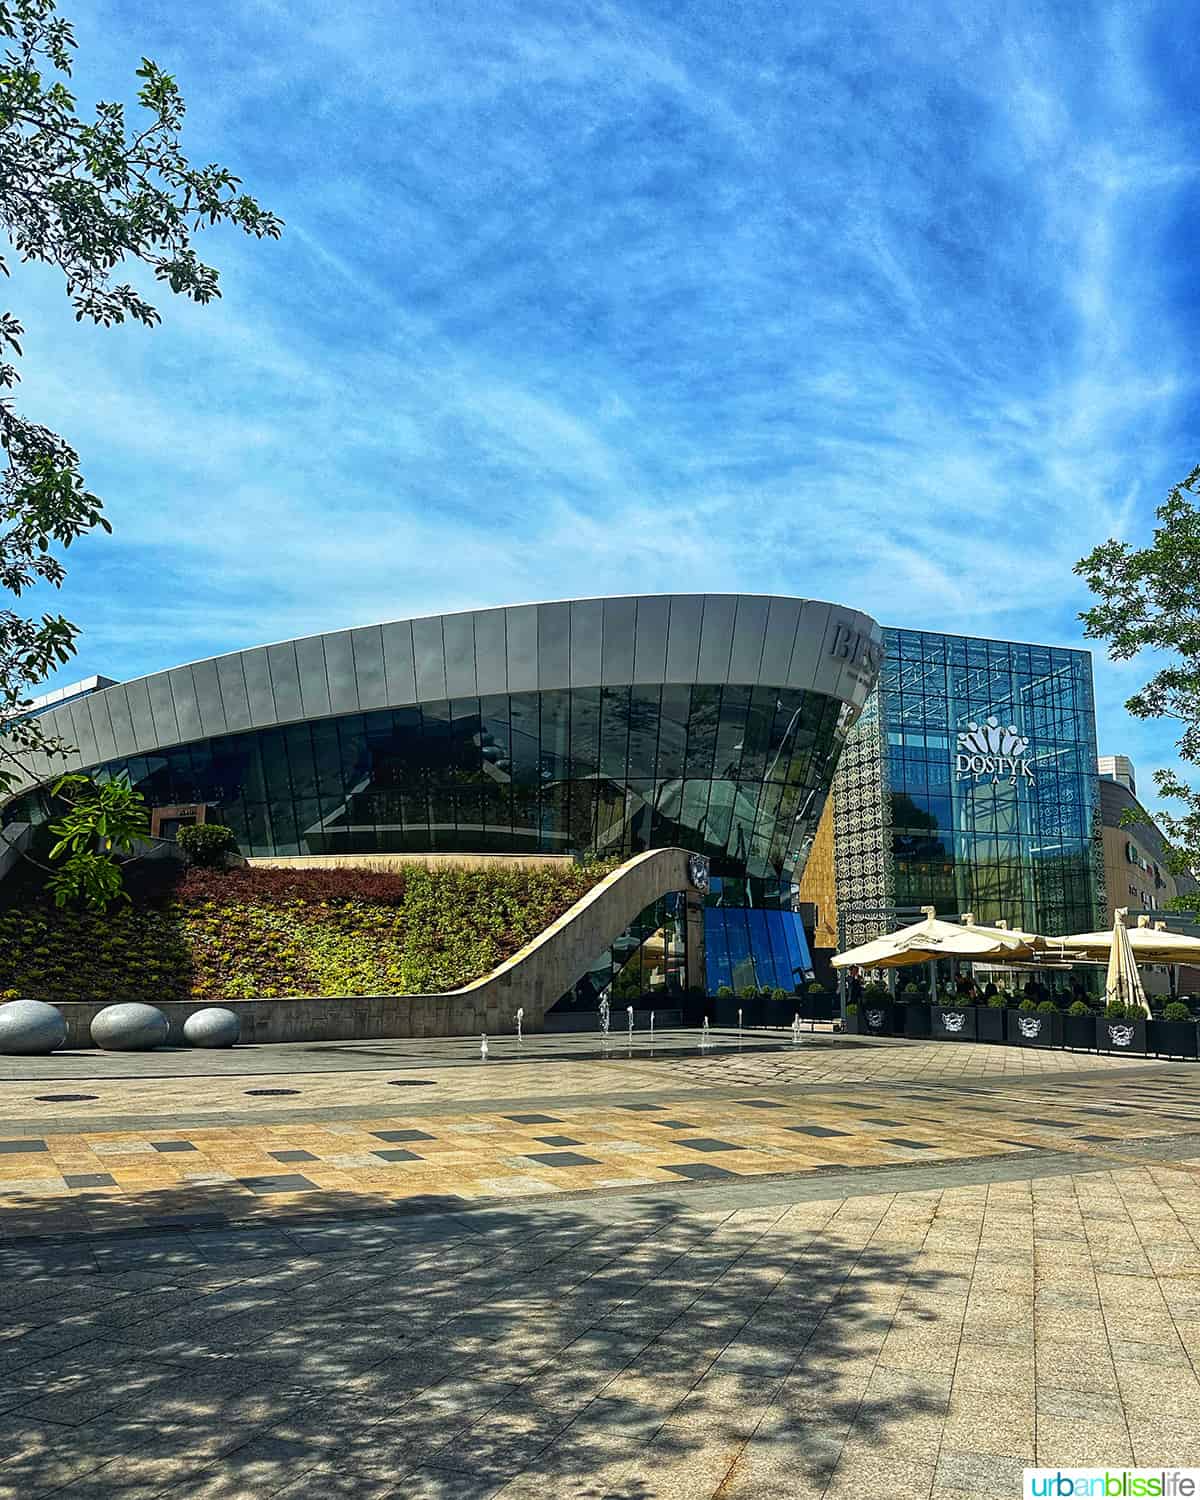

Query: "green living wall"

xmin=0 ymin=861 xmax=615 ymax=1004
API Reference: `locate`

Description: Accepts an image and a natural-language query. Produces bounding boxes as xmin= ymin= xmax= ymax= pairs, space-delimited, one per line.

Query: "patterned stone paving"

xmin=0 ymin=1033 xmax=1198 ymax=1494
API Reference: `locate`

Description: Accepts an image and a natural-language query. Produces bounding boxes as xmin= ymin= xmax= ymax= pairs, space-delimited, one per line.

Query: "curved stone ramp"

xmin=49 ymin=846 xmax=701 ymax=1047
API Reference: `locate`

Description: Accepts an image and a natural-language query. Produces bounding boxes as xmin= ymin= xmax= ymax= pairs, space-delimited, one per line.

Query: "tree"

xmin=0 ymin=0 xmax=280 ymax=906
xmin=1075 ymin=462 xmax=1200 ymax=879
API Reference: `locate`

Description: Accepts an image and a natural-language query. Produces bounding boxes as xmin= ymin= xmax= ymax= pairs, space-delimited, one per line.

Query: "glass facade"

xmin=5 ymin=682 xmax=852 ymax=903
xmin=835 ymin=628 xmax=1102 ymax=941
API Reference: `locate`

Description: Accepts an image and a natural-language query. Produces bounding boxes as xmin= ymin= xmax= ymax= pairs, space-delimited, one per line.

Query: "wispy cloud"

xmin=13 ymin=0 xmax=1200 ymax=809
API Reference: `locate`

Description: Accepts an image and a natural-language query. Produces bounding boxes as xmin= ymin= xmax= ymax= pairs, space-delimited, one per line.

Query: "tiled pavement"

xmin=1 ymin=1032 xmax=1199 ymax=1495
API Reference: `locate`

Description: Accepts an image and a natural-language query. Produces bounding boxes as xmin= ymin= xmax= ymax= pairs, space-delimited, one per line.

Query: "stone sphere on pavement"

xmin=90 ymin=1002 xmax=169 ymax=1051
xmin=0 ymin=998 xmax=67 ymax=1055
xmin=182 ymin=1007 xmax=240 ymax=1048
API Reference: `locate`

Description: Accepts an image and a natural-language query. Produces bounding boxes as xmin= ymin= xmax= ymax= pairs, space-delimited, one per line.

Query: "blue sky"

xmin=16 ymin=0 xmax=1200 ymax=809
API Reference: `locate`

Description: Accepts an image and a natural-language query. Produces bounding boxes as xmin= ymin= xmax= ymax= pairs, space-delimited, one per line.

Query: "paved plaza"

xmin=1 ymin=1030 xmax=1199 ymax=1496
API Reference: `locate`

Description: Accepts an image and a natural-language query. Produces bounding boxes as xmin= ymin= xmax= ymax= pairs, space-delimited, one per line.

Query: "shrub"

xmin=987 ymin=993 xmax=1008 ymax=1009
xmin=864 ymin=981 xmax=890 ymax=1001
xmin=845 ymin=1001 xmax=858 ymax=1014
xmin=737 ymin=985 xmax=758 ymax=1001
xmin=1105 ymin=998 xmax=1131 ymax=1019
xmin=1036 ymin=999 xmax=1058 ymax=1015
xmin=1068 ymin=1000 xmax=1092 ymax=1017
xmin=806 ymin=979 xmax=824 ymax=994
xmin=1163 ymin=1001 xmax=1193 ymax=1023
xmin=771 ymin=987 xmax=789 ymax=1002
xmin=175 ymin=823 xmax=238 ymax=867
xmin=1019 ymin=996 xmax=1039 ymax=1012
xmin=902 ymin=981 xmax=922 ymax=996
xmin=716 ymin=985 xmax=734 ymax=999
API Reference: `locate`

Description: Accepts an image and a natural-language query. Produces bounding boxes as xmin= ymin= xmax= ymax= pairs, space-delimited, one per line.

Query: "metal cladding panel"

xmin=240 ymin=649 xmax=277 ymax=728
xmin=568 ymin=599 xmax=603 ymax=687
xmin=600 ymin=597 xmax=637 ymax=684
xmin=65 ymin=700 xmax=98 ymax=766
xmin=266 ymin=643 xmax=303 ymax=725
xmin=104 ymin=685 xmax=138 ymax=756
xmin=124 ymin=678 xmax=157 ymax=751
xmin=664 ymin=595 xmax=703 ymax=683
xmin=351 ymin=625 xmax=388 ymax=710
xmin=442 ymin=613 xmax=478 ymax=700
xmin=412 ymin=616 xmax=447 ymax=702
xmin=146 ymin=672 xmax=180 ymax=746
xmin=795 ymin=602 xmax=883 ymax=711
xmin=191 ymin=659 xmax=227 ymax=737
xmin=381 ymin=620 xmax=417 ymax=705
xmin=696 ymin=595 xmax=736 ymax=683
xmin=215 ymin=655 xmax=252 ymax=732
xmin=759 ymin=597 xmax=802 ymax=685
xmin=84 ymin=693 xmax=118 ymax=764
xmin=295 ymin=635 xmax=331 ymax=720
xmin=167 ymin=667 xmax=203 ymax=743
xmin=323 ymin=632 xmax=360 ymax=716
xmin=537 ymin=602 xmax=570 ymax=690
xmin=505 ymin=606 xmax=538 ymax=693
xmin=633 ymin=596 xmax=669 ymax=684
xmin=729 ymin=596 xmax=769 ymax=683
xmin=473 ymin=610 xmax=507 ymax=696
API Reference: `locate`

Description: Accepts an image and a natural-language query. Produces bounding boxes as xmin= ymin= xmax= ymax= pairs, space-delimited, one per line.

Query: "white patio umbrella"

xmin=1054 ymin=914 xmax=1200 ymax=963
xmin=832 ymin=908 xmax=1034 ymax=969
xmin=1101 ymin=909 xmax=1151 ymax=1019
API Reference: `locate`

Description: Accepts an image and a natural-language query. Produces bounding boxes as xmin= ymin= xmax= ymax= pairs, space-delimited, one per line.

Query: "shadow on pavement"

xmin=0 ymin=1178 xmax=957 ymax=1500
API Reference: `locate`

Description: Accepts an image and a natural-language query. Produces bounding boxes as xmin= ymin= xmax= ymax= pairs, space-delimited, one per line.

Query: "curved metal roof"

xmin=8 ymin=593 xmax=881 ymax=797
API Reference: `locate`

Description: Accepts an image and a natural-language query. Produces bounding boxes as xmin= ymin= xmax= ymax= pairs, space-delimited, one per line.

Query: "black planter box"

xmin=860 ymin=1000 xmax=896 ymax=1036
xmin=1007 ymin=1009 xmax=1062 ymax=1047
xmin=843 ymin=1009 xmax=862 ymax=1033
xmin=763 ymin=996 xmax=798 ymax=1028
xmin=975 ymin=1005 xmax=1005 ymax=1042
xmin=1096 ymin=1017 xmax=1148 ymax=1054
xmin=1062 ymin=1013 xmax=1098 ymax=1050
xmin=903 ymin=1002 xmax=931 ymax=1038
xmin=933 ymin=1004 xmax=977 ymax=1041
xmin=799 ymin=992 xmax=837 ymax=1023
xmin=1146 ymin=1019 xmax=1199 ymax=1058
xmin=712 ymin=996 xmax=739 ymax=1028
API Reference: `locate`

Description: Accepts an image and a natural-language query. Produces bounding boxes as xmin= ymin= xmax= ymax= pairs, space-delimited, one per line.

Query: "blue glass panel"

xmin=746 ymin=908 xmax=780 ymax=989
xmin=703 ymin=908 xmax=733 ymax=993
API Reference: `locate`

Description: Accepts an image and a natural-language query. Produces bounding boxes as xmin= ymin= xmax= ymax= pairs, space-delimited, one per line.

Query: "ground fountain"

xmin=792 ymin=1013 xmax=803 ymax=1046
xmin=480 ymin=1032 xmax=489 ymax=1061
xmin=700 ymin=1016 xmax=711 ymax=1049
xmin=627 ymin=1005 xmax=634 ymax=1042
xmin=599 ymin=996 xmax=610 ymax=1042
xmin=515 ymin=1007 xmax=523 ymax=1045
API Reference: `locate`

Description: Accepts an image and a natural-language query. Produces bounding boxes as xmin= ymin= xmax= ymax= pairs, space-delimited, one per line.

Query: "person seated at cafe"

xmin=983 ymin=981 xmax=999 ymax=999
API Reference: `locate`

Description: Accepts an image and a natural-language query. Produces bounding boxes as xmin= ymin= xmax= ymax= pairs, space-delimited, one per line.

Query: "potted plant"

xmin=1147 ymin=1000 xmax=1199 ymax=1059
xmin=713 ymin=985 xmax=738 ymax=1028
xmin=1008 ymin=995 xmax=1055 ymax=1046
xmin=1097 ymin=999 xmax=1147 ymax=1055
xmin=976 ymin=990 xmax=1006 ymax=1042
xmin=860 ymin=981 xmax=893 ymax=1035
xmin=933 ymin=988 xmax=977 ymax=1041
xmin=1063 ymin=999 xmax=1097 ymax=1050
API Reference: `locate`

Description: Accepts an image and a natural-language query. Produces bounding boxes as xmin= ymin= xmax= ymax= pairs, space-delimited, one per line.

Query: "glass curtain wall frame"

xmin=3 ymin=682 xmax=851 ymax=902
xmin=873 ymin=629 xmax=1102 ymax=938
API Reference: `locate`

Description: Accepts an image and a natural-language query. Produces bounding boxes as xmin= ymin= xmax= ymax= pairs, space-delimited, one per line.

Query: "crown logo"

xmin=956 ymin=717 xmax=1028 ymax=758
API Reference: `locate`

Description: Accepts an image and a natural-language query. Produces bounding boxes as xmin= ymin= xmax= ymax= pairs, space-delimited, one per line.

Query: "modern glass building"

xmin=831 ymin=627 xmax=1103 ymax=946
xmin=2 ymin=594 xmax=884 ymax=1001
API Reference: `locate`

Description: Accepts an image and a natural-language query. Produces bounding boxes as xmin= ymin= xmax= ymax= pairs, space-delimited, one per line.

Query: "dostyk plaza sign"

xmin=955 ymin=716 xmax=1036 ymax=787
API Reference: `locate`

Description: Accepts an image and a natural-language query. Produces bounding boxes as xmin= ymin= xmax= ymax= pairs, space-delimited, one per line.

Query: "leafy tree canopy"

xmin=0 ymin=0 xmax=280 ymax=906
xmin=1076 ymin=462 xmax=1200 ymax=881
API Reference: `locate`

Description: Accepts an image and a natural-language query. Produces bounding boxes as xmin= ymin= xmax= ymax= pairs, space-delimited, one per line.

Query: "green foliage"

xmin=1036 ymin=998 xmax=1059 ymax=1015
xmin=0 ymin=859 xmax=615 ymax=1003
xmin=0 ymin=0 xmax=279 ymax=902
xmin=1068 ymin=1000 xmax=1092 ymax=1017
xmin=1163 ymin=1001 xmax=1194 ymax=1023
xmin=863 ymin=981 xmax=889 ymax=1001
xmin=176 ymin=823 xmax=237 ymax=867
xmin=987 ymin=993 xmax=1008 ymax=1008
xmin=715 ymin=985 xmax=733 ymax=999
xmin=1019 ymin=996 xmax=1039 ymax=1012
xmin=44 ymin=773 xmax=148 ymax=908
xmin=901 ymin=981 xmax=922 ymax=996
xmin=737 ymin=985 xmax=758 ymax=1000
xmin=1104 ymin=998 xmax=1140 ymax=1020
xmin=806 ymin=979 xmax=824 ymax=994
xmin=1076 ymin=462 xmax=1200 ymax=875
xmin=845 ymin=1001 xmax=858 ymax=1014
